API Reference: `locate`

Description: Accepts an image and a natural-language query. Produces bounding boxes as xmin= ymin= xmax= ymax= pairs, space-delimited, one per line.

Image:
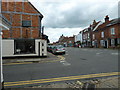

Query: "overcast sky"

xmin=29 ymin=0 xmax=119 ymax=43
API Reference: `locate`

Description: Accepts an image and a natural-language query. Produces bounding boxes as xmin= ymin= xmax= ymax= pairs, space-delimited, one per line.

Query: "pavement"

xmin=4 ymin=76 xmax=119 ymax=89
xmin=30 ymin=76 xmax=119 ymax=89
xmin=3 ymin=52 xmax=63 ymax=65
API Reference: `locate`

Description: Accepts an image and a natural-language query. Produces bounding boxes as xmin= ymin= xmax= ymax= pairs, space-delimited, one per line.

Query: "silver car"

xmin=52 ymin=45 xmax=65 ymax=54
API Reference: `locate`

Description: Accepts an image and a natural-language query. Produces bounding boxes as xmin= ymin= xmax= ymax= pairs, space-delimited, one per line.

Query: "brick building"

xmin=1 ymin=0 xmax=43 ymax=39
xmin=1 ymin=0 xmax=48 ymax=56
xmin=81 ymin=15 xmax=120 ymax=48
xmin=58 ymin=34 xmax=75 ymax=47
xmin=92 ymin=16 xmax=120 ymax=48
xmin=82 ymin=20 xmax=101 ymax=47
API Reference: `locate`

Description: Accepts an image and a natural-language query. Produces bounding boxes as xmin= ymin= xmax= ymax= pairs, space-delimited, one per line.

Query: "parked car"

xmin=47 ymin=45 xmax=55 ymax=52
xmin=52 ymin=45 xmax=65 ymax=54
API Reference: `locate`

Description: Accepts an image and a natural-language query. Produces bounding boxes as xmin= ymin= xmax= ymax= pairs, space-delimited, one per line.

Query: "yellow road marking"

xmin=3 ymin=62 xmax=33 ymax=65
xmin=4 ymin=72 xmax=119 ymax=87
xmin=3 ymin=55 xmax=65 ymax=65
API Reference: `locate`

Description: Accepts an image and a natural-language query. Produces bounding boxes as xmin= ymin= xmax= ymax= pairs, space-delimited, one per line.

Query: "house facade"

xmin=92 ymin=16 xmax=120 ymax=48
xmin=82 ymin=20 xmax=101 ymax=48
xmin=75 ymin=31 xmax=83 ymax=47
xmin=1 ymin=0 xmax=43 ymax=39
xmin=1 ymin=0 xmax=48 ymax=56
xmin=58 ymin=35 xmax=75 ymax=47
xmin=81 ymin=15 xmax=120 ymax=48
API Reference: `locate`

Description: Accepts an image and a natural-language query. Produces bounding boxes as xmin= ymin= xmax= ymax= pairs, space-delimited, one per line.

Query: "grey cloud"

xmin=39 ymin=1 xmax=118 ymax=28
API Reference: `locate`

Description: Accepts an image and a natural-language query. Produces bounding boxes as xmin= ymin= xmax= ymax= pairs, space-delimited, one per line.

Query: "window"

xmin=14 ymin=39 xmax=35 ymax=54
xmin=92 ymin=41 xmax=95 ymax=46
xmin=101 ymin=31 xmax=104 ymax=38
xmin=93 ymin=34 xmax=95 ymax=39
xmin=100 ymin=40 xmax=104 ymax=46
xmin=111 ymin=39 xmax=115 ymax=46
xmin=117 ymin=38 xmax=120 ymax=44
xmin=110 ymin=28 xmax=115 ymax=35
xmin=22 ymin=21 xmax=31 ymax=27
xmin=88 ymin=33 xmax=90 ymax=38
xmin=85 ymin=34 xmax=87 ymax=39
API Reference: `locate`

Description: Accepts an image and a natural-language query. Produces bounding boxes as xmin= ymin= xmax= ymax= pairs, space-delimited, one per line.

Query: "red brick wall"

xmin=1 ymin=0 xmax=43 ymax=39
xmin=12 ymin=14 xmax=21 ymax=26
xmin=12 ymin=28 xmax=21 ymax=38
xmin=2 ymin=30 xmax=10 ymax=38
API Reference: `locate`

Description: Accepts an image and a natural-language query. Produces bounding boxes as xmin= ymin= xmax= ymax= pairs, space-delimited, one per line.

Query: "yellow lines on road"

xmin=3 ymin=62 xmax=33 ymax=65
xmin=3 ymin=55 xmax=65 ymax=65
xmin=57 ymin=56 xmax=65 ymax=61
xmin=4 ymin=72 xmax=119 ymax=87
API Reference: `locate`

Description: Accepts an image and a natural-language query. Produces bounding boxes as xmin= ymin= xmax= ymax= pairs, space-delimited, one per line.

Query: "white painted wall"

xmin=2 ymin=39 xmax=14 ymax=57
xmin=35 ymin=39 xmax=47 ymax=56
xmin=75 ymin=32 xmax=83 ymax=43
xmin=2 ymin=39 xmax=47 ymax=57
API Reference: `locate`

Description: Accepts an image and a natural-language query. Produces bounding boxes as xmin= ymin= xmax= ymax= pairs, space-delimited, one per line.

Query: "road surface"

xmin=3 ymin=47 xmax=119 ymax=87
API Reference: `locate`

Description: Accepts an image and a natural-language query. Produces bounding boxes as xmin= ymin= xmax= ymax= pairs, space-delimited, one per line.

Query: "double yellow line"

xmin=3 ymin=56 xmax=65 ymax=65
xmin=4 ymin=72 xmax=119 ymax=87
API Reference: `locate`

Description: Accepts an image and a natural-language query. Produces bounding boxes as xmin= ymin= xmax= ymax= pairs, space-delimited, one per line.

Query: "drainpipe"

xmin=42 ymin=26 xmax=44 ymax=39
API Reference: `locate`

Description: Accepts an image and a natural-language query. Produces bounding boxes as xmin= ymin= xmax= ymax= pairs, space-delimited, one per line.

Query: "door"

xmin=104 ymin=41 xmax=107 ymax=48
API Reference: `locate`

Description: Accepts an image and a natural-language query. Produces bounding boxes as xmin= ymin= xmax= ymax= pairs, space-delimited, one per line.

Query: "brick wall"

xmin=1 ymin=0 xmax=43 ymax=39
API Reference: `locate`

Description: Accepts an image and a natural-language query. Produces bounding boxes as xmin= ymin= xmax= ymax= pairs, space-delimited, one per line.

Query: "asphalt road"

xmin=3 ymin=47 xmax=119 ymax=87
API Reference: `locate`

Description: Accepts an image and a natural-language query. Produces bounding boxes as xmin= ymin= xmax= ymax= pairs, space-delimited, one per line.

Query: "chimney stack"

xmin=105 ymin=15 xmax=109 ymax=22
xmin=93 ymin=20 xmax=96 ymax=25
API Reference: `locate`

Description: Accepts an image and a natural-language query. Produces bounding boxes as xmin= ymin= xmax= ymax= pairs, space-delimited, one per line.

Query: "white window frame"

xmin=93 ymin=34 xmax=95 ymax=39
xmin=101 ymin=31 xmax=104 ymax=38
xmin=100 ymin=40 xmax=104 ymax=46
xmin=117 ymin=38 xmax=120 ymax=44
xmin=111 ymin=39 xmax=115 ymax=45
xmin=92 ymin=41 xmax=95 ymax=46
xmin=110 ymin=28 xmax=115 ymax=35
xmin=88 ymin=33 xmax=90 ymax=38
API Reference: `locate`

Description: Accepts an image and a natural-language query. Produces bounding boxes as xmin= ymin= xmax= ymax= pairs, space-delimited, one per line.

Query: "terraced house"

xmin=76 ymin=15 xmax=120 ymax=48
xmin=92 ymin=16 xmax=120 ymax=48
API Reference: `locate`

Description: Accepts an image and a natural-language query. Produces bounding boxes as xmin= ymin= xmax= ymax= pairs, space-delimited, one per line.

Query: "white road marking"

xmin=96 ymin=53 xmax=100 ymax=55
xmin=60 ymin=60 xmax=66 ymax=63
xmin=62 ymin=62 xmax=71 ymax=66
xmin=111 ymin=53 xmax=118 ymax=55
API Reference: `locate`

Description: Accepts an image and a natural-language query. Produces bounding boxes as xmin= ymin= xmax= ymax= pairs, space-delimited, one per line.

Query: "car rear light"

xmin=56 ymin=49 xmax=59 ymax=51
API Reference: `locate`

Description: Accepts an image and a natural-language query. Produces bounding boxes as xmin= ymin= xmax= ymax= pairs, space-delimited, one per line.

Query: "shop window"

xmin=14 ymin=39 xmax=35 ymax=54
